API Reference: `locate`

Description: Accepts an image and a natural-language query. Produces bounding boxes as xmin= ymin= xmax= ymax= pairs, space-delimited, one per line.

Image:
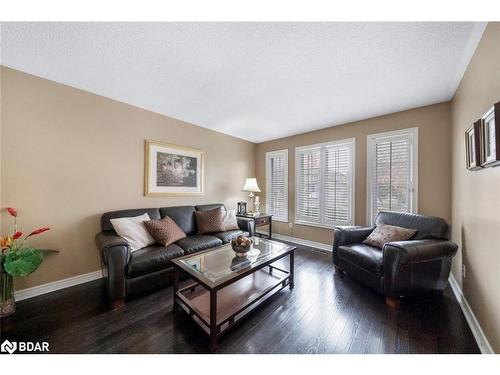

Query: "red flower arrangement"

xmin=12 ymin=231 xmax=23 ymax=240
xmin=1 ymin=207 xmax=53 ymax=277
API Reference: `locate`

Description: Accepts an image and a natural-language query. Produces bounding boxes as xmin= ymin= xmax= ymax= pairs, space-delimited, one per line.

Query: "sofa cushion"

xmin=144 ymin=217 xmax=186 ymax=246
xmin=110 ymin=213 xmax=156 ymax=251
xmin=222 ymin=210 xmax=240 ymax=231
xmin=160 ymin=206 xmax=196 ymax=236
xmin=175 ymin=234 xmax=223 ymax=254
xmin=214 ymin=230 xmax=250 ymax=244
xmin=127 ymin=243 xmax=185 ymax=277
xmin=337 ymin=244 xmax=383 ymax=275
xmin=363 ymin=224 xmax=417 ymax=249
xmin=101 ymin=208 xmax=160 ymax=232
xmin=195 ymin=203 xmax=225 ymax=212
xmin=195 ymin=207 xmax=225 ymax=234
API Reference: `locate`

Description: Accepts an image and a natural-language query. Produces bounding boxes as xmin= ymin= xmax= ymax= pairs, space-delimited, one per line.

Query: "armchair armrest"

xmin=333 ymin=225 xmax=375 ymax=265
xmin=237 ymin=217 xmax=256 ymax=236
xmin=95 ymin=232 xmax=131 ymax=304
xmin=383 ymin=239 xmax=458 ymax=264
xmin=383 ymin=239 xmax=458 ymax=298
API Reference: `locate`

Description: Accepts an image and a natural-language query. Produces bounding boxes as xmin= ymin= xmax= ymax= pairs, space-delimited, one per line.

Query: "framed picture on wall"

xmin=480 ymin=101 xmax=500 ymax=168
xmin=145 ymin=140 xmax=204 ymax=196
xmin=465 ymin=120 xmax=482 ymax=171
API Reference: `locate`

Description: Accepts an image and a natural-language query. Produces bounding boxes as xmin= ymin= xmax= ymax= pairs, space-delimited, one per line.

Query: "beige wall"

xmin=450 ymin=22 xmax=500 ymax=353
xmin=3 ymin=24 xmax=499 ymax=352
xmin=256 ymin=102 xmax=452 ymax=245
xmin=0 ymin=66 xmax=255 ymax=290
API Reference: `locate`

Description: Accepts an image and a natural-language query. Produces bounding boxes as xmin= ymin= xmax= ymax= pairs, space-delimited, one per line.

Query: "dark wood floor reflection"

xmin=2 ymin=244 xmax=480 ymax=354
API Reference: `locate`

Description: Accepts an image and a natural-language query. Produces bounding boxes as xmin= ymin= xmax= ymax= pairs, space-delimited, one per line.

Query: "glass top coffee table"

xmin=171 ymin=237 xmax=296 ymax=352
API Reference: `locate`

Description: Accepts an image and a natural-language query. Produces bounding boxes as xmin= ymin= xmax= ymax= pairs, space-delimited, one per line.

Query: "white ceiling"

xmin=0 ymin=22 xmax=486 ymax=143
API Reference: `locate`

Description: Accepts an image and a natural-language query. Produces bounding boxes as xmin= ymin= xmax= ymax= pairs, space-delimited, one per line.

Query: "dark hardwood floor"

xmin=1 ymin=244 xmax=480 ymax=354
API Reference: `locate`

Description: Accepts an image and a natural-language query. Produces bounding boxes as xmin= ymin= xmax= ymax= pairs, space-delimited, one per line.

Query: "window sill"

xmin=294 ymin=220 xmax=353 ymax=230
xmin=272 ymin=217 xmax=288 ymax=223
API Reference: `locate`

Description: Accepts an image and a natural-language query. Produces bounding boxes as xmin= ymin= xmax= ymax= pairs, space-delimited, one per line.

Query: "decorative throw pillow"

xmin=110 ymin=213 xmax=156 ymax=251
xmin=222 ymin=209 xmax=239 ymax=231
xmin=195 ymin=207 xmax=225 ymax=234
xmin=363 ymin=224 xmax=417 ymax=249
xmin=144 ymin=217 xmax=186 ymax=247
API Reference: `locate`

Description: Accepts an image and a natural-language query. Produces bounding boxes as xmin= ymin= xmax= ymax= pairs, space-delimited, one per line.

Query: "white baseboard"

xmin=257 ymin=231 xmax=332 ymax=252
xmin=448 ymin=273 xmax=494 ymax=354
xmin=14 ymin=270 xmax=103 ymax=302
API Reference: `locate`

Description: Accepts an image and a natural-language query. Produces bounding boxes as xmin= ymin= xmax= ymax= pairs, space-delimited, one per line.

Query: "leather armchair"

xmin=333 ymin=211 xmax=458 ymax=307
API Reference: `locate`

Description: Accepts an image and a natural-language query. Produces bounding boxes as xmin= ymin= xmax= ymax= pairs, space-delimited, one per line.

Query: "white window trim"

xmin=295 ymin=138 xmax=355 ymax=229
xmin=366 ymin=127 xmax=418 ymax=225
xmin=265 ymin=149 xmax=289 ymax=222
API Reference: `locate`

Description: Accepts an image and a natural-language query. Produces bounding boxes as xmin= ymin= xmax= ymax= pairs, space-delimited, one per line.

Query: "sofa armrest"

xmin=95 ymin=232 xmax=131 ymax=304
xmin=237 ymin=217 xmax=256 ymax=236
xmin=383 ymin=239 xmax=458 ymax=298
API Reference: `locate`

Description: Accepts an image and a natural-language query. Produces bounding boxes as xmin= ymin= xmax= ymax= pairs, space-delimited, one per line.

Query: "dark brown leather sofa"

xmin=333 ymin=211 xmax=458 ymax=307
xmin=95 ymin=204 xmax=255 ymax=308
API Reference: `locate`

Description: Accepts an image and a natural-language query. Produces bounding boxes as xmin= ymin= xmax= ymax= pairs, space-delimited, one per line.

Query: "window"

xmin=266 ymin=149 xmax=288 ymax=222
xmin=367 ymin=128 xmax=418 ymax=224
xmin=295 ymin=139 xmax=355 ymax=227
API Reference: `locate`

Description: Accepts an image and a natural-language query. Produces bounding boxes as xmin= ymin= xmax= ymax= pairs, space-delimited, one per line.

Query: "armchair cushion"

xmin=338 ymin=244 xmax=383 ymax=275
xmin=363 ymin=224 xmax=417 ymax=249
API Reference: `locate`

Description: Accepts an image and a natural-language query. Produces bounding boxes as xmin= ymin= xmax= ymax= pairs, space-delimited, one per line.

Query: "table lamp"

xmin=241 ymin=178 xmax=261 ymax=215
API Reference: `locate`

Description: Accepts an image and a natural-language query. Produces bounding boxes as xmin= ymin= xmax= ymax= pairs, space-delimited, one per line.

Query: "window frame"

xmin=366 ymin=127 xmax=418 ymax=225
xmin=295 ymin=138 xmax=356 ymax=229
xmin=265 ymin=149 xmax=289 ymax=222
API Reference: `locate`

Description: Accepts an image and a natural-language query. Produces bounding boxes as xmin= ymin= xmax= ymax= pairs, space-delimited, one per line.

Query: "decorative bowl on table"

xmin=231 ymin=236 xmax=253 ymax=257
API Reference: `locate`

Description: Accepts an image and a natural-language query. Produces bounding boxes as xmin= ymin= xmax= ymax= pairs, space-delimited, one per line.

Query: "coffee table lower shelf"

xmin=174 ymin=266 xmax=291 ymax=350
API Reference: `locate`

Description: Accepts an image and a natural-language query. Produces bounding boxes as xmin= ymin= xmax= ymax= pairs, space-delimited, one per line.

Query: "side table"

xmin=236 ymin=214 xmax=273 ymax=239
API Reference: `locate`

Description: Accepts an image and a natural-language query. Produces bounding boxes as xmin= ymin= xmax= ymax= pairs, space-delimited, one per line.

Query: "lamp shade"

xmin=242 ymin=178 xmax=261 ymax=192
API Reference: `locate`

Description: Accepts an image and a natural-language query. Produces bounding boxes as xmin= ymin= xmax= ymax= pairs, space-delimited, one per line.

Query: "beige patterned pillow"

xmin=195 ymin=207 xmax=225 ymax=234
xmin=222 ymin=209 xmax=239 ymax=231
xmin=363 ymin=224 xmax=417 ymax=249
xmin=144 ymin=217 xmax=186 ymax=247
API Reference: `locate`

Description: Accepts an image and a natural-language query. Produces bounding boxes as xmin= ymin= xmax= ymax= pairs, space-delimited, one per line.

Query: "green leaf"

xmin=4 ymin=248 xmax=44 ymax=277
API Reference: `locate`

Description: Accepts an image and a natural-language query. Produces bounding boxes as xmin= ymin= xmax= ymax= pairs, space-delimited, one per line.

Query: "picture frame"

xmin=144 ymin=140 xmax=204 ymax=196
xmin=480 ymin=101 xmax=500 ymax=168
xmin=465 ymin=120 xmax=482 ymax=171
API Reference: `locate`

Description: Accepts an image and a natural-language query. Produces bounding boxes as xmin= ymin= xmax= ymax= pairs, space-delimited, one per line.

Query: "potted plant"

xmin=1 ymin=207 xmax=53 ymax=317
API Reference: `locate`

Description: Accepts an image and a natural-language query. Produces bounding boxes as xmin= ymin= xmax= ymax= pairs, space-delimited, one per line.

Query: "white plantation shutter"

xmin=266 ymin=150 xmax=288 ymax=222
xmin=367 ymin=128 xmax=417 ymax=224
xmin=296 ymin=147 xmax=322 ymax=223
xmin=323 ymin=143 xmax=354 ymax=225
xmin=296 ymin=139 xmax=355 ymax=227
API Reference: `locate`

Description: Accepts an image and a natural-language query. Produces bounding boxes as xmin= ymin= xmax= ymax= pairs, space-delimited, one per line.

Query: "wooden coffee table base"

xmin=173 ymin=252 xmax=294 ymax=352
